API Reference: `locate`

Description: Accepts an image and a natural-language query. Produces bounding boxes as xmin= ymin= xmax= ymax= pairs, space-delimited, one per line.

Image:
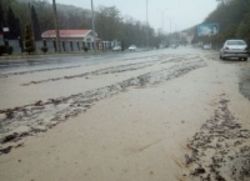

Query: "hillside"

xmin=1 ymin=0 xmax=157 ymax=47
xmin=192 ymin=0 xmax=250 ymax=46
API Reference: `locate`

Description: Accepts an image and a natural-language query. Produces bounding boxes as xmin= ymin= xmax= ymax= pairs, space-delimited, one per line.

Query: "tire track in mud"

xmin=160 ymin=55 xmax=201 ymax=64
xmin=0 ymin=59 xmax=206 ymax=154
xmin=0 ymin=65 xmax=81 ymax=78
xmin=20 ymin=60 xmax=159 ymax=86
xmin=0 ymin=54 xmax=166 ymax=79
xmin=183 ymin=99 xmax=250 ymax=181
xmin=20 ymin=54 xmax=200 ymax=86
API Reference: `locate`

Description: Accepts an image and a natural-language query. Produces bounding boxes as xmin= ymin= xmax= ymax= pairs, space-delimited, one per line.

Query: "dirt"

xmin=184 ymin=99 xmax=250 ymax=181
xmin=0 ymin=65 xmax=81 ymax=78
xmin=20 ymin=61 xmax=158 ymax=86
xmin=0 ymin=48 xmax=249 ymax=181
xmin=0 ymin=58 xmax=205 ymax=153
xmin=239 ymin=65 xmax=250 ymax=101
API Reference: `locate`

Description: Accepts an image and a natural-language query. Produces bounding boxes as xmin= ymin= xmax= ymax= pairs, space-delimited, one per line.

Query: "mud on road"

xmin=185 ymin=99 xmax=250 ymax=181
xmin=0 ymin=50 xmax=250 ymax=181
xmin=0 ymin=55 xmax=205 ymax=154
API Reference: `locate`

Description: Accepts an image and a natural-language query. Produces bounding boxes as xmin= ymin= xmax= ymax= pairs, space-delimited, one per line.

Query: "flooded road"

xmin=0 ymin=48 xmax=197 ymax=75
xmin=0 ymin=46 xmax=250 ymax=181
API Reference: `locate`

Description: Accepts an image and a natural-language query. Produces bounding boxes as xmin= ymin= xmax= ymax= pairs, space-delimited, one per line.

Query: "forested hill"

xmin=0 ymin=0 xmax=157 ymax=47
xmin=192 ymin=0 xmax=250 ymax=46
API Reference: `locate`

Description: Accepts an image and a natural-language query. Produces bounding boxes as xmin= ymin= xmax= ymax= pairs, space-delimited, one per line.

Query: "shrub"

xmin=0 ymin=45 xmax=5 ymax=56
xmin=40 ymin=46 xmax=48 ymax=54
xmin=82 ymin=46 xmax=88 ymax=52
xmin=0 ymin=45 xmax=13 ymax=55
xmin=6 ymin=46 xmax=13 ymax=55
xmin=24 ymin=25 xmax=35 ymax=54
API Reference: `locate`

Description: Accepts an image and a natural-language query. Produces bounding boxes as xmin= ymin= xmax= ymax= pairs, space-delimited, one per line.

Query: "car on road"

xmin=112 ymin=45 xmax=122 ymax=51
xmin=220 ymin=39 xmax=249 ymax=61
xmin=170 ymin=44 xmax=178 ymax=49
xmin=128 ymin=45 xmax=137 ymax=51
xmin=203 ymin=44 xmax=211 ymax=50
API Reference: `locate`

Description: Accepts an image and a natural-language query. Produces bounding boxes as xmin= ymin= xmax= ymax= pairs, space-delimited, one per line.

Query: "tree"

xmin=7 ymin=6 xmax=21 ymax=39
xmin=237 ymin=13 xmax=250 ymax=45
xmin=188 ymin=0 xmax=250 ymax=47
xmin=95 ymin=6 xmax=124 ymax=41
xmin=31 ymin=5 xmax=41 ymax=40
xmin=1 ymin=1 xmax=157 ymax=48
xmin=24 ymin=24 xmax=35 ymax=54
xmin=0 ymin=2 xmax=5 ymax=28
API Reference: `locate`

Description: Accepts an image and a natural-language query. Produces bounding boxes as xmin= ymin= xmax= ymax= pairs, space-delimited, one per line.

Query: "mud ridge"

xmin=21 ymin=55 xmax=199 ymax=86
xmin=20 ymin=60 xmax=159 ymax=86
xmin=0 ymin=59 xmax=206 ymax=155
xmin=0 ymin=65 xmax=82 ymax=79
xmin=161 ymin=55 xmax=201 ymax=64
xmin=184 ymin=99 xmax=250 ymax=181
xmin=0 ymin=55 xmax=162 ymax=79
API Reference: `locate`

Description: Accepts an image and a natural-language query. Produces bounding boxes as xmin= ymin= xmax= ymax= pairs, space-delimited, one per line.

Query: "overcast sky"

xmin=56 ymin=0 xmax=218 ymax=32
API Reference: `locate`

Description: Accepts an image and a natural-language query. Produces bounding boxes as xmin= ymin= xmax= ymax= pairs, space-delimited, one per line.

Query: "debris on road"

xmin=185 ymin=99 xmax=250 ymax=181
xmin=0 ymin=59 xmax=206 ymax=154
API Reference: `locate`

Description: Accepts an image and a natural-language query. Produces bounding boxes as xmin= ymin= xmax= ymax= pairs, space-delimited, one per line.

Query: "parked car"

xmin=170 ymin=44 xmax=178 ymax=49
xmin=128 ymin=45 xmax=137 ymax=51
xmin=203 ymin=44 xmax=211 ymax=50
xmin=112 ymin=45 xmax=121 ymax=51
xmin=220 ymin=39 xmax=249 ymax=61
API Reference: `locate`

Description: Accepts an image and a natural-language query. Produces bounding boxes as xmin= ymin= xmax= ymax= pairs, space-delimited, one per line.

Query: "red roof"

xmin=42 ymin=29 xmax=92 ymax=38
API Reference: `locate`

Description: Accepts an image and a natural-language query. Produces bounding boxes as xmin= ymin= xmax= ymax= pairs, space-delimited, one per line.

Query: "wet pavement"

xmin=0 ymin=47 xmax=198 ymax=75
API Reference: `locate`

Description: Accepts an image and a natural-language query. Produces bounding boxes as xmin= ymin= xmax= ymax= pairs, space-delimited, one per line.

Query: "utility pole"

xmin=91 ymin=0 xmax=97 ymax=51
xmin=28 ymin=3 xmax=36 ymax=52
xmin=175 ymin=23 xmax=179 ymax=44
xmin=146 ymin=0 xmax=149 ymax=49
xmin=52 ymin=0 xmax=61 ymax=53
xmin=168 ymin=18 xmax=174 ymax=44
xmin=157 ymin=9 xmax=167 ymax=32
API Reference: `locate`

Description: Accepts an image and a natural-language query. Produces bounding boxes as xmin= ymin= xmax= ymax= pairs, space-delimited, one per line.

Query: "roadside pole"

xmin=28 ymin=3 xmax=36 ymax=52
xmin=146 ymin=0 xmax=149 ymax=50
xmin=52 ymin=0 xmax=61 ymax=53
xmin=91 ymin=0 xmax=97 ymax=51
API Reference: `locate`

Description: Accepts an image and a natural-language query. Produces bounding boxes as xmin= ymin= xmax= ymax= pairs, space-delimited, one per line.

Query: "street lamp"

xmin=146 ymin=0 xmax=149 ymax=49
xmin=173 ymin=23 xmax=180 ymax=44
xmin=168 ymin=17 xmax=174 ymax=44
xmin=157 ymin=9 xmax=167 ymax=32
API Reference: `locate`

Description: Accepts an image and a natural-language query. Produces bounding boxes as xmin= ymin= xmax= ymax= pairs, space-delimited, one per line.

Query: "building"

xmin=41 ymin=29 xmax=111 ymax=51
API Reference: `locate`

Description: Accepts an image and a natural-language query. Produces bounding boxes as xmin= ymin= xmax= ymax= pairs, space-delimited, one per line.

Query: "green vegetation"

xmin=31 ymin=5 xmax=41 ymax=40
xmin=82 ymin=46 xmax=88 ymax=52
xmin=0 ymin=45 xmax=13 ymax=55
xmin=24 ymin=24 xmax=35 ymax=54
xmin=0 ymin=0 xmax=159 ymax=48
xmin=191 ymin=0 xmax=250 ymax=47
xmin=40 ymin=46 xmax=48 ymax=54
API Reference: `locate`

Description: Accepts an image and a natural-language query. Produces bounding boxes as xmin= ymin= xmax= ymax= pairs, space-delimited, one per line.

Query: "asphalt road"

xmin=0 ymin=46 xmax=194 ymax=74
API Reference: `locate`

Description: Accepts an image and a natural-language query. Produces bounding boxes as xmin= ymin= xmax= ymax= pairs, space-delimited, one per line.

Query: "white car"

xmin=112 ymin=46 xmax=121 ymax=51
xmin=220 ymin=39 xmax=249 ymax=61
xmin=128 ymin=45 xmax=137 ymax=51
xmin=203 ymin=44 xmax=211 ymax=50
xmin=170 ymin=44 xmax=178 ymax=49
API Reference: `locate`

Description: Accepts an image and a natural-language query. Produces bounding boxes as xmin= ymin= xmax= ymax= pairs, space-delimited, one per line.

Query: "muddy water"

xmin=0 ymin=53 xmax=205 ymax=151
xmin=0 ymin=49 xmax=250 ymax=181
xmin=0 ymin=54 xmax=201 ymax=110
